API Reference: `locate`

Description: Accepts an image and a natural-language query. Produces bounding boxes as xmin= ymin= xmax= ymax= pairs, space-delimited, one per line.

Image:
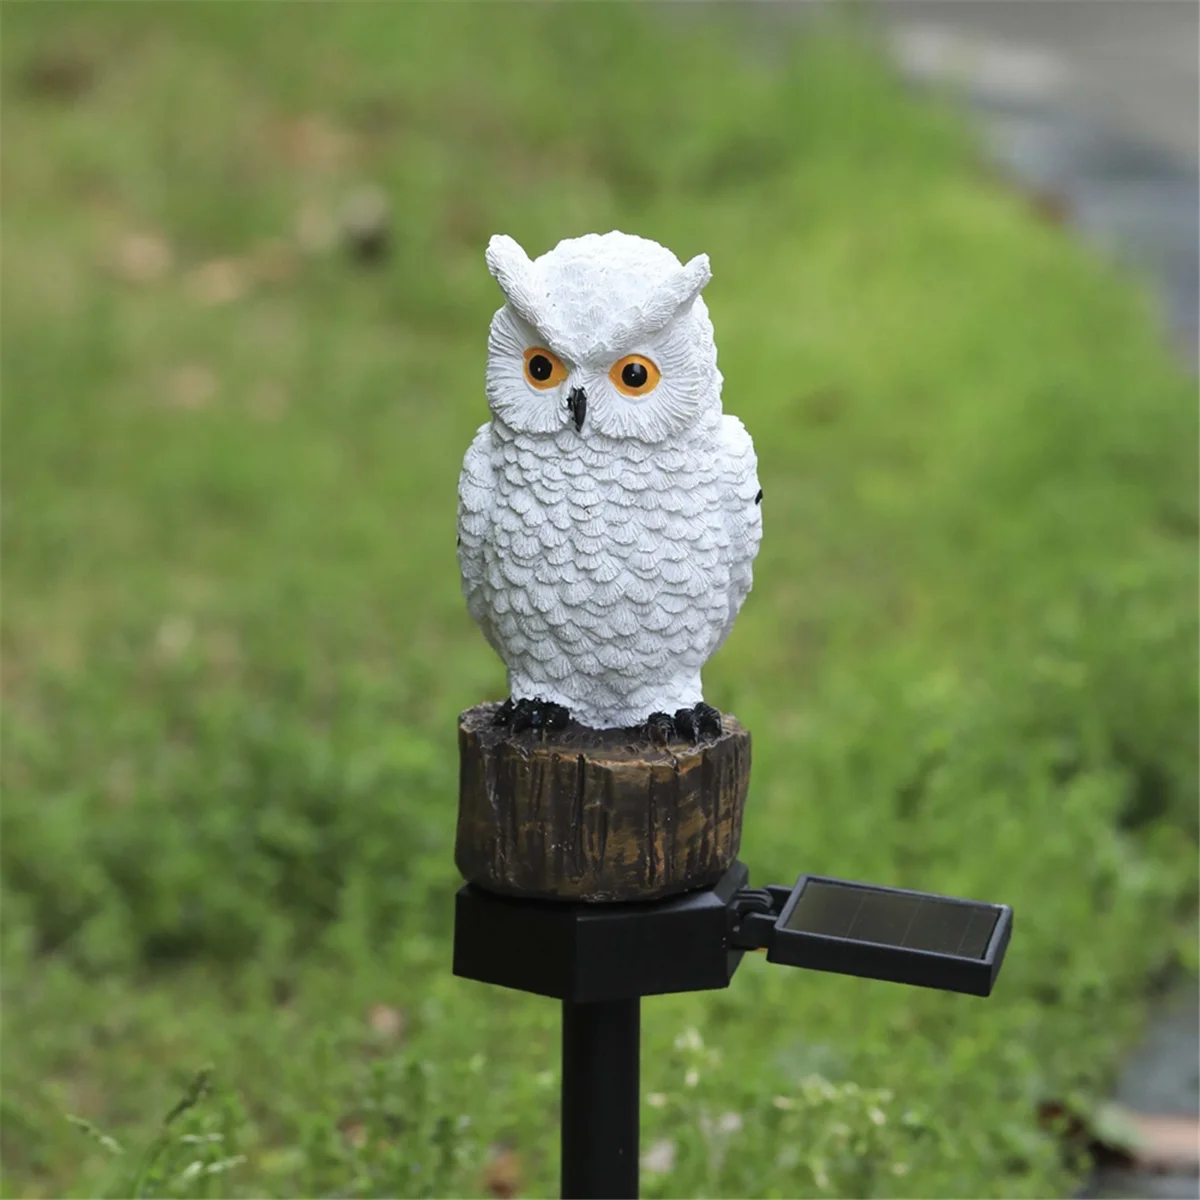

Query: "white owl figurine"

xmin=457 ymin=231 xmax=762 ymax=736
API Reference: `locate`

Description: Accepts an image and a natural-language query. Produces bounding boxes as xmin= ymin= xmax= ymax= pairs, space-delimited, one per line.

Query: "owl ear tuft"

xmin=674 ymin=254 xmax=712 ymax=307
xmin=633 ymin=252 xmax=712 ymax=337
xmin=486 ymin=234 xmax=545 ymax=331
xmin=485 ymin=234 xmax=530 ymax=282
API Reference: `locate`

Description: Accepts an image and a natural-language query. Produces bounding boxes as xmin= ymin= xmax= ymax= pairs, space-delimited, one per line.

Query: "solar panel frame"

xmin=767 ymin=875 xmax=1013 ymax=996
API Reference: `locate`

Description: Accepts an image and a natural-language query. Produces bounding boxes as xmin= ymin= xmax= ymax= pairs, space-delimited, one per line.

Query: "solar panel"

xmin=768 ymin=876 xmax=1012 ymax=996
xmin=781 ymin=878 xmax=999 ymax=958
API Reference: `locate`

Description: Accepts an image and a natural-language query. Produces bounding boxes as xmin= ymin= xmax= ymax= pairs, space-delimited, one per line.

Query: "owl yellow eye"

xmin=523 ymin=347 xmax=568 ymax=390
xmin=609 ymin=354 xmax=661 ymax=397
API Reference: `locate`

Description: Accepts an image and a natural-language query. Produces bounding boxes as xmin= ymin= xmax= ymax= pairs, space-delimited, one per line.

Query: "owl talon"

xmin=498 ymin=696 xmax=570 ymax=738
xmin=645 ymin=712 xmax=676 ymax=747
xmin=693 ymin=702 xmax=723 ymax=741
xmin=673 ymin=707 xmax=697 ymax=744
xmin=673 ymin=703 xmax=722 ymax=744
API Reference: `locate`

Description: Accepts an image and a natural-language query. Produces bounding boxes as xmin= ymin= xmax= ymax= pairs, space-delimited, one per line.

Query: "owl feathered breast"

xmin=456 ymin=231 xmax=762 ymax=730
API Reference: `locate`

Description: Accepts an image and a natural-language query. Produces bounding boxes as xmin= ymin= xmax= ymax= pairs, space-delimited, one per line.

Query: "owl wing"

xmin=457 ymin=422 xmax=504 ymax=658
xmin=713 ymin=413 xmax=763 ymax=656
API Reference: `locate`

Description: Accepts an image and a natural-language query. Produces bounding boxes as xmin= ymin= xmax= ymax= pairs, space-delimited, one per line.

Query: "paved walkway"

xmin=875 ymin=0 xmax=1199 ymax=364
xmin=727 ymin=0 xmax=1199 ymax=357
xmin=873 ymin=0 xmax=1197 ymax=163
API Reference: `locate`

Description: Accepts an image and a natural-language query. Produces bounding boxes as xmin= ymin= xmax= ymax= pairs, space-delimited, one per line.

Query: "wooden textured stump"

xmin=456 ymin=702 xmax=751 ymax=903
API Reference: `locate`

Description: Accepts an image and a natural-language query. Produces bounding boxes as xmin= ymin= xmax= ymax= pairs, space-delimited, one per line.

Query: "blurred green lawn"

xmin=2 ymin=4 xmax=1197 ymax=1198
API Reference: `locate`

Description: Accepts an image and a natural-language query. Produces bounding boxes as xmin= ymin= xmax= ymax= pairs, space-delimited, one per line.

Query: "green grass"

xmin=2 ymin=4 xmax=1197 ymax=1197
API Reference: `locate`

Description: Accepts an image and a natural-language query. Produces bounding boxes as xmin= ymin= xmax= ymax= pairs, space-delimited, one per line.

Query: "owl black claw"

xmin=494 ymin=696 xmax=570 ymax=737
xmin=645 ymin=711 xmax=676 ymax=747
xmin=673 ymin=707 xmax=697 ymax=743
xmin=646 ymin=704 xmax=722 ymax=747
xmin=694 ymin=702 xmax=723 ymax=741
xmin=673 ymin=702 xmax=722 ymax=744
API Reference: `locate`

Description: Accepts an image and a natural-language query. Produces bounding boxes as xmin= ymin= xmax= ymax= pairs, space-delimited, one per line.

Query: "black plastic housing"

xmin=453 ymin=861 xmax=749 ymax=1003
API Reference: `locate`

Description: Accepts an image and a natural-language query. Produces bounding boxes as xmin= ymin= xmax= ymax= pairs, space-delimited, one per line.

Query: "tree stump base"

xmin=456 ymin=702 xmax=751 ymax=903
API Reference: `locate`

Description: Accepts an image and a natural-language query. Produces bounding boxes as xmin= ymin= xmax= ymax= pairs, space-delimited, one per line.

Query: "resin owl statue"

xmin=457 ymin=231 xmax=762 ymax=736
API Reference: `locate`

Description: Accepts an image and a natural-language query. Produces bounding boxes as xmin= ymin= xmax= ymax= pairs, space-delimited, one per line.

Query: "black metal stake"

xmin=560 ymin=998 xmax=641 ymax=1200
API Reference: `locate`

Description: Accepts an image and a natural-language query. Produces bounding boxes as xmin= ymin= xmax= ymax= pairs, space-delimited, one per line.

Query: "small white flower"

xmin=868 ymin=1106 xmax=887 ymax=1126
xmin=646 ymin=1092 xmax=667 ymax=1109
xmin=155 ymin=616 xmax=195 ymax=659
xmin=641 ymin=1139 xmax=677 ymax=1176
xmin=684 ymin=1068 xmax=700 ymax=1088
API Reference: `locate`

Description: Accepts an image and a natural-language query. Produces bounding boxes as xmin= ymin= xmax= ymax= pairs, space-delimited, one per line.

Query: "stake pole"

xmin=560 ymin=998 xmax=640 ymax=1199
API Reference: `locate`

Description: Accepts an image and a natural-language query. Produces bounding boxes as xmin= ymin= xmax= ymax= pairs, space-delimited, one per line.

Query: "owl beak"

xmin=566 ymin=387 xmax=587 ymax=432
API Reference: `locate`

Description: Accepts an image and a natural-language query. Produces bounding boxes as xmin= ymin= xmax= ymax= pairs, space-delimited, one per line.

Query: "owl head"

xmin=483 ymin=231 xmax=720 ymax=443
